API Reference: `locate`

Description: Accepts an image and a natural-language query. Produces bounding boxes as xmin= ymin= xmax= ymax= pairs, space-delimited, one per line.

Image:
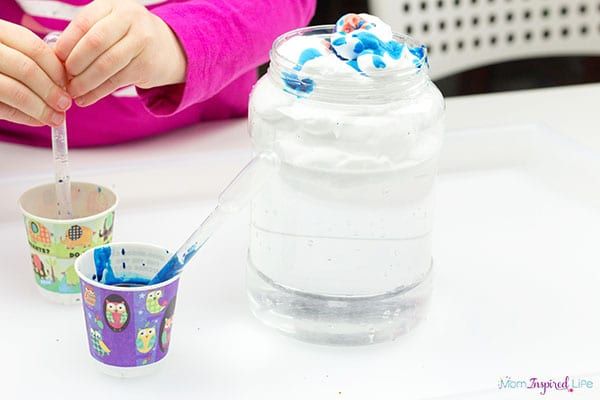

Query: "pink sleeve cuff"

xmin=136 ymin=0 xmax=316 ymax=117
xmin=136 ymin=6 xmax=207 ymax=117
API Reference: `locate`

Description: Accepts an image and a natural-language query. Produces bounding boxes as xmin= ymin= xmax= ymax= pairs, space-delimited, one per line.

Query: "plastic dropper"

xmin=148 ymin=152 xmax=281 ymax=285
xmin=44 ymin=31 xmax=73 ymax=219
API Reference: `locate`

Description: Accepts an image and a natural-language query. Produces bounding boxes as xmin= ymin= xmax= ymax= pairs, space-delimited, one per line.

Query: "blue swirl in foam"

xmin=282 ymin=72 xmax=315 ymax=94
xmin=283 ymin=47 xmax=322 ymax=94
xmin=295 ymin=48 xmax=323 ymax=71
xmin=351 ymin=31 xmax=402 ymax=60
xmin=280 ymin=15 xmax=428 ymax=95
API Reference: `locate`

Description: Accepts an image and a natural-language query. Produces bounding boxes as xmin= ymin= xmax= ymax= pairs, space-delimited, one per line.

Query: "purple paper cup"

xmin=75 ymin=243 xmax=180 ymax=378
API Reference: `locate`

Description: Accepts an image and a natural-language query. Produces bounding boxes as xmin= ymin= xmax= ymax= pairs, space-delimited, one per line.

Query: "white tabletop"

xmin=1 ymin=84 xmax=599 ymax=400
xmin=1 ymin=83 xmax=600 ymax=222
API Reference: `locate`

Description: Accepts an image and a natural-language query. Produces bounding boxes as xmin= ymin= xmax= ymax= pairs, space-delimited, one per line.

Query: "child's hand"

xmin=0 ymin=20 xmax=70 ymax=127
xmin=56 ymin=0 xmax=187 ymax=107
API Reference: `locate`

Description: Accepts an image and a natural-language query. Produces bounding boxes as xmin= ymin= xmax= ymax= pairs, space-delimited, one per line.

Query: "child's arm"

xmin=138 ymin=0 xmax=317 ymax=115
xmin=56 ymin=0 xmax=316 ymax=114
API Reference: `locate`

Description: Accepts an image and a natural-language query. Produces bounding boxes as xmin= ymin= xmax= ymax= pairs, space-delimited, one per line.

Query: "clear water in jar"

xmin=247 ymin=151 xmax=437 ymax=345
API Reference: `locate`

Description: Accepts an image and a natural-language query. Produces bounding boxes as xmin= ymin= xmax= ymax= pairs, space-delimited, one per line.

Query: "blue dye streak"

xmin=282 ymin=72 xmax=315 ymax=94
xmin=280 ymin=26 xmax=425 ymax=94
xmin=352 ymin=31 xmax=402 ymax=60
xmin=408 ymin=45 xmax=426 ymax=60
xmin=93 ymin=247 xmax=112 ymax=283
xmin=297 ymin=48 xmax=323 ymax=68
xmin=332 ymin=37 xmax=347 ymax=46
xmin=284 ymin=47 xmax=322 ymax=92
xmin=93 ymin=247 xmax=150 ymax=286
xmin=346 ymin=59 xmax=360 ymax=72
xmin=372 ymin=55 xmax=386 ymax=69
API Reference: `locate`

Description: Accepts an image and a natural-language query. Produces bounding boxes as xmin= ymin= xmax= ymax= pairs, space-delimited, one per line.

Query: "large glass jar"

xmin=247 ymin=26 xmax=445 ymax=345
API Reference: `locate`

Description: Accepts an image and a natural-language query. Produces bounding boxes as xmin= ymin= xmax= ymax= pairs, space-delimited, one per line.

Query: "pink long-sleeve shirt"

xmin=0 ymin=0 xmax=315 ymax=147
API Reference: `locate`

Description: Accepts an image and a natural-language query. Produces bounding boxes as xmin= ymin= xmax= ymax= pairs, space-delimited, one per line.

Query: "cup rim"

xmin=18 ymin=181 xmax=119 ymax=224
xmin=75 ymin=242 xmax=180 ymax=292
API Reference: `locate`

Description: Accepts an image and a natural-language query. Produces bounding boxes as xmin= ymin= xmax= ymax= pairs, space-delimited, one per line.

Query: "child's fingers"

xmin=0 ymin=43 xmax=71 ymax=113
xmin=68 ymin=35 xmax=142 ymax=98
xmin=0 ymin=74 xmax=64 ymax=126
xmin=74 ymin=60 xmax=140 ymax=107
xmin=66 ymin=14 xmax=130 ymax=77
xmin=0 ymin=20 xmax=67 ymax=87
xmin=55 ymin=0 xmax=112 ymax=62
xmin=0 ymin=102 xmax=44 ymax=126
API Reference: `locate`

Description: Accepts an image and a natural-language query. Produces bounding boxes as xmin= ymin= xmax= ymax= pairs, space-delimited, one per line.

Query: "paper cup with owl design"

xmin=75 ymin=242 xmax=180 ymax=378
xmin=19 ymin=182 xmax=118 ymax=304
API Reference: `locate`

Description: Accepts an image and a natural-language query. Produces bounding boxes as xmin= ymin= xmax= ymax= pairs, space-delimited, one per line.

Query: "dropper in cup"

xmin=148 ymin=152 xmax=281 ymax=285
xmin=44 ymin=32 xmax=73 ymax=219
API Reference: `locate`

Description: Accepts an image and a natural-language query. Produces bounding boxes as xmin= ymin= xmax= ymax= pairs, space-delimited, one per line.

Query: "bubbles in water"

xmin=368 ymin=327 xmax=376 ymax=344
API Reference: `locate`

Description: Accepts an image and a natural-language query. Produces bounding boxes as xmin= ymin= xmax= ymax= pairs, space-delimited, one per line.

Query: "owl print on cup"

xmin=83 ymin=286 xmax=96 ymax=308
xmin=146 ymin=290 xmax=167 ymax=314
xmin=136 ymin=326 xmax=157 ymax=354
xmin=89 ymin=328 xmax=111 ymax=357
xmin=104 ymin=294 xmax=130 ymax=332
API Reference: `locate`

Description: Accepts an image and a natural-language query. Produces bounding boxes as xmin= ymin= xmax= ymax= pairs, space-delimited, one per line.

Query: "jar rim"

xmin=268 ymin=25 xmax=430 ymax=101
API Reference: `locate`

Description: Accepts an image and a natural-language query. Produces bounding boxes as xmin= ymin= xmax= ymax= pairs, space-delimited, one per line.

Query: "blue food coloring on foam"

xmin=93 ymin=247 xmax=150 ymax=287
xmin=295 ymin=48 xmax=323 ymax=71
xmin=285 ymin=48 xmax=322 ymax=92
xmin=352 ymin=31 xmax=402 ymax=59
xmin=408 ymin=45 xmax=427 ymax=68
xmin=346 ymin=59 xmax=360 ymax=72
xmin=372 ymin=55 xmax=386 ymax=69
xmin=332 ymin=37 xmax=347 ymax=46
xmin=408 ymin=45 xmax=425 ymax=60
xmin=281 ymin=15 xmax=427 ymax=95
xmin=282 ymin=72 xmax=315 ymax=94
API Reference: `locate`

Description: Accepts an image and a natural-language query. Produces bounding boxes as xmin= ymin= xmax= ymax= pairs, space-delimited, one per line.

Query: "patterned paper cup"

xmin=18 ymin=182 xmax=118 ymax=305
xmin=75 ymin=243 xmax=180 ymax=378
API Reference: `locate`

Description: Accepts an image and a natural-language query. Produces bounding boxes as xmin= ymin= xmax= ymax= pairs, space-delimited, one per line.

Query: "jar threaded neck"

xmin=267 ymin=25 xmax=430 ymax=103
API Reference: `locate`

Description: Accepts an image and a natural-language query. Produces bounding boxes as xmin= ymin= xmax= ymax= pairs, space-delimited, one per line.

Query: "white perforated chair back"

xmin=369 ymin=0 xmax=600 ymax=80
